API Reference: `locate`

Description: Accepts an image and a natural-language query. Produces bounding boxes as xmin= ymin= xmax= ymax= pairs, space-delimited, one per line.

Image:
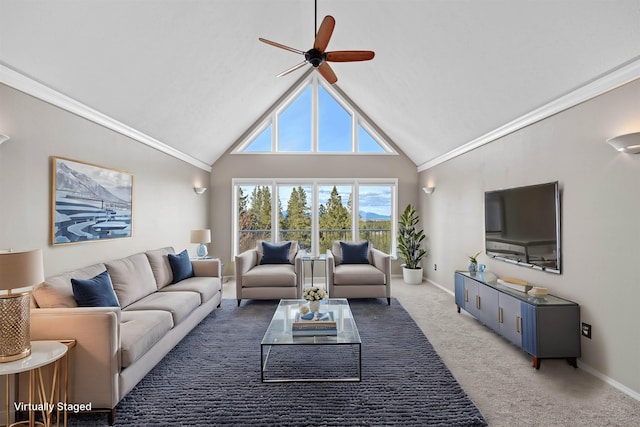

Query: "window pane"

xmin=278 ymin=86 xmax=311 ymax=152
xmin=318 ymin=86 xmax=352 ymax=152
xmin=245 ymin=125 xmax=272 ymax=152
xmin=278 ymin=185 xmax=312 ymax=252
xmin=358 ymin=125 xmax=385 ymax=152
xmin=238 ymin=185 xmax=272 ymax=253
xmin=358 ymin=186 xmax=392 ymax=253
xmin=318 ymin=185 xmax=353 ymax=254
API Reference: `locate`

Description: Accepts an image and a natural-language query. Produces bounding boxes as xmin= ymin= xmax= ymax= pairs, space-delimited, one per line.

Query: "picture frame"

xmin=51 ymin=157 xmax=133 ymax=245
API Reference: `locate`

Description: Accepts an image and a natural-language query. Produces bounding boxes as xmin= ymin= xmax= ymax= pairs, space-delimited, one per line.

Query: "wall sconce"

xmin=0 ymin=134 xmax=10 ymax=145
xmin=193 ymin=187 xmax=207 ymax=195
xmin=606 ymin=132 xmax=640 ymax=154
xmin=422 ymin=186 xmax=435 ymax=195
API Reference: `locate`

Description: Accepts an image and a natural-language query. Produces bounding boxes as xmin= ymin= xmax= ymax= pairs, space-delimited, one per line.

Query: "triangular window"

xmin=235 ymin=74 xmax=394 ymax=154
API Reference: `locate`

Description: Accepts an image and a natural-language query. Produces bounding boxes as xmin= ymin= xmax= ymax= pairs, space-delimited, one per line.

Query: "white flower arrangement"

xmin=302 ymin=286 xmax=326 ymax=302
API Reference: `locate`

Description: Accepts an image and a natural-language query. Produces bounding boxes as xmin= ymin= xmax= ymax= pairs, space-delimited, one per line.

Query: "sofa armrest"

xmin=30 ymin=307 xmax=121 ymax=408
xmin=192 ymin=258 xmax=221 ymax=277
xmin=235 ymin=249 xmax=258 ymax=295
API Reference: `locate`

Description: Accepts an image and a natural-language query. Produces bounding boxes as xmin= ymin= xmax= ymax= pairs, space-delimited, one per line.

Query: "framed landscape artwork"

xmin=51 ymin=157 xmax=133 ymax=245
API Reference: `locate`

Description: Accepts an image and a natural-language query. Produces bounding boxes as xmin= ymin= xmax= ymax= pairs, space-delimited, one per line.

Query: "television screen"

xmin=484 ymin=181 xmax=561 ymax=274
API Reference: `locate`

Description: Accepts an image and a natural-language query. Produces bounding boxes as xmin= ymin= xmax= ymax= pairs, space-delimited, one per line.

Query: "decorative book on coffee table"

xmin=292 ymin=312 xmax=337 ymax=336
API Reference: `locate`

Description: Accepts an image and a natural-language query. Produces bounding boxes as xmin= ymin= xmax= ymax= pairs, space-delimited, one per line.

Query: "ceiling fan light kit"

xmin=259 ymin=12 xmax=374 ymax=84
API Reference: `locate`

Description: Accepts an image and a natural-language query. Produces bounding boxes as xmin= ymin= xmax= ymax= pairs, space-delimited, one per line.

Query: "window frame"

xmin=233 ymin=74 xmax=396 ymax=155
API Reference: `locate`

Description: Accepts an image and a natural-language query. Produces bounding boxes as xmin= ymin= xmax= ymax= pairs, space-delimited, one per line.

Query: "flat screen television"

xmin=484 ymin=181 xmax=561 ymax=274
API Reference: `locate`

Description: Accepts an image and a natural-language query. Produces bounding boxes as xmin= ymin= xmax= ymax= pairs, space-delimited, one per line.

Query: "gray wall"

xmin=419 ymin=78 xmax=640 ymax=395
xmin=0 ymin=84 xmax=210 ymax=276
xmin=210 ymin=152 xmax=418 ymax=276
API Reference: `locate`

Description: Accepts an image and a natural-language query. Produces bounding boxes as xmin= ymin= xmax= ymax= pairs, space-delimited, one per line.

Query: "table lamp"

xmin=190 ymin=229 xmax=211 ymax=258
xmin=0 ymin=249 xmax=44 ymax=362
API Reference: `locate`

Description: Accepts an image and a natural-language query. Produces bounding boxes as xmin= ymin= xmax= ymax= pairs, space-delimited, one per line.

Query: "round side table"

xmin=0 ymin=341 xmax=68 ymax=427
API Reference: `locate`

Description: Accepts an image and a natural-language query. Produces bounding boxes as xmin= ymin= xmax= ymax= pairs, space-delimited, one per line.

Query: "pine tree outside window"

xmin=234 ymin=179 xmax=397 ymax=256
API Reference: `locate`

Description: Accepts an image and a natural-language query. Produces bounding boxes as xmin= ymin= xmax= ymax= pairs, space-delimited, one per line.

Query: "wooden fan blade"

xmin=276 ymin=61 xmax=308 ymax=77
xmin=259 ymin=38 xmax=305 ymax=55
xmin=326 ymin=50 xmax=375 ymax=62
xmin=314 ymin=15 xmax=335 ymax=51
xmin=317 ymin=62 xmax=337 ymax=84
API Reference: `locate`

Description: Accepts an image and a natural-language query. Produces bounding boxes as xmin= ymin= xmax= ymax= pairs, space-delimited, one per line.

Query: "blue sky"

xmin=245 ymin=82 xmax=385 ymax=153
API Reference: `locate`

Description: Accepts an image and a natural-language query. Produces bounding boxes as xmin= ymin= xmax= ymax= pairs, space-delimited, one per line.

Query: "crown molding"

xmin=0 ymin=64 xmax=211 ymax=172
xmin=418 ymin=56 xmax=640 ymax=172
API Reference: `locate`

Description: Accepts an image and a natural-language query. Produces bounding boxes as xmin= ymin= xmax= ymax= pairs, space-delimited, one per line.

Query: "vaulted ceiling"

xmin=1 ymin=0 xmax=639 ymax=170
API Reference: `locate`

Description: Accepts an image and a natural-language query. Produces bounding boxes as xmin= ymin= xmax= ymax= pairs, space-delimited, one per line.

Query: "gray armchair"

xmin=235 ymin=240 xmax=303 ymax=306
xmin=326 ymin=241 xmax=391 ymax=305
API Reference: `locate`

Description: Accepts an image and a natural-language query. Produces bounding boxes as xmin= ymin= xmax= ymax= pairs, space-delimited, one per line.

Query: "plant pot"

xmin=402 ymin=266 xmax=423 ymax=284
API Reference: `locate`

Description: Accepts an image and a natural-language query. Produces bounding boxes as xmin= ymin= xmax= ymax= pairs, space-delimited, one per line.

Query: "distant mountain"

xmin=56 ymin=162 xmax=128 ymax=204
xmin=359 ymin=210 xmax=390 ymax=220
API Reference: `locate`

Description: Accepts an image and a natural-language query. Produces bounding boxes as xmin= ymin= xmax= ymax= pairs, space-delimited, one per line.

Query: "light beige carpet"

xmin=224 ymin=277 xmax=640 ymax=426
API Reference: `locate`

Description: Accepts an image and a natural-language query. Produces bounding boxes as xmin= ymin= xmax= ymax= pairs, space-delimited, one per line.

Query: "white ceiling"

xmin=1 ymin=0 xmax=639 ymax=169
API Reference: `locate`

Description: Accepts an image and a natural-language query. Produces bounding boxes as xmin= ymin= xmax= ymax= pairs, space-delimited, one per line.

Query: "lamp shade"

xmin=0 ymin=249 xmax=44 ymax=292
xmin=190 ymin=229 xmax=211 ymax=244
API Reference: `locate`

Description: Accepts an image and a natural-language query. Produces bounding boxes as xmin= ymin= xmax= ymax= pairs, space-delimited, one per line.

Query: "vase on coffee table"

xmin=309 ymin=300 xmax=320 ymax=314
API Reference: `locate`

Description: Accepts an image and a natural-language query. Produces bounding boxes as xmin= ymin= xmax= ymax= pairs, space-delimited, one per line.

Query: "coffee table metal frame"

xmin=260 ymin=298 xmax=361 ymax=383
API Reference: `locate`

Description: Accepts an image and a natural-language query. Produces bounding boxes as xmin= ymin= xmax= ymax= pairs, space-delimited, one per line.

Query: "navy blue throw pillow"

xmin=71 ymin=270 xmax=120 ymax=307
xmin=260 ymin=241 xmax=292 ymax=264
xmin=167 ymin=249 xmax=194 ymax=283
xmin=340 ymin=241 xmax=370 ymax=264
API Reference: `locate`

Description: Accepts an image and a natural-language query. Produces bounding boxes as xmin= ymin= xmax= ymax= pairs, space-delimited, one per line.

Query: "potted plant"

xmin=397 ymin=204 xmax=428 ymax=284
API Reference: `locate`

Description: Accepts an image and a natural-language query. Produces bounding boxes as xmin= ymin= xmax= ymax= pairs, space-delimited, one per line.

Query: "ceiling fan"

xmin=258 ymin=4 xmax=375 ymax=84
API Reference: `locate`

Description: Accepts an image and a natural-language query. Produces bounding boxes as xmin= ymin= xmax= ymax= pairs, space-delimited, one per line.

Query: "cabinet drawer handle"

xmin=499 ymin=307 xmax=504 ymax=323
xmin=516 ymin=316 xmax=522 ymax=334
xmin=476 ymin=295 xmax=481 ymax=310
xmin=464 ymin=289 xmax=468 ymax=302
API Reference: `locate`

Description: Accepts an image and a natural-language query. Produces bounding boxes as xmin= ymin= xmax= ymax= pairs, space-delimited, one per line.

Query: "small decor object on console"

xmin=497 ymin=277 xmax=533 ymax=293
xmin=468 ymin=251 xmax=481 ymax=272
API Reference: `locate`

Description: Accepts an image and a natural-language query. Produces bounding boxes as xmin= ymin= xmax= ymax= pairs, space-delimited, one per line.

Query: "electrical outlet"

xmin=434 ymin=264 xmax=437 ymax=271
xmin=581 ymin=322 xmax=592 ymax=339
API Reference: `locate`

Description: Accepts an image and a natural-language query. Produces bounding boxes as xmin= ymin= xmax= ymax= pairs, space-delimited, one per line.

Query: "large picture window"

xmin=233 ymin=179 xmax=397 ymax=256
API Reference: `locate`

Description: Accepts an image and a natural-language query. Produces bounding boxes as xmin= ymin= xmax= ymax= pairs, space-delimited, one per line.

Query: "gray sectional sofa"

xmin=28 ymin=247 xmax=222 ymax=424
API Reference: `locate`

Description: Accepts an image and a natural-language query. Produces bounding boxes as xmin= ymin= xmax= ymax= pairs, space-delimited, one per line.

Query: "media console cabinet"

xmin=454 ymin=271 xmax=580 ymax=369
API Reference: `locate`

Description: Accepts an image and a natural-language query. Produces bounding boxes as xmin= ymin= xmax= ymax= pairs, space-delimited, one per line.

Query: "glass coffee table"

xmin=260 ymin=298 xmax=362 ymax=383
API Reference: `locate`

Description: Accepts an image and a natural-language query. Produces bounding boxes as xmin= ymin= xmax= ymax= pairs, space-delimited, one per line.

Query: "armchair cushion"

xmin=260 ymin=241 xmax=292 ymax=264
xmin=256 ymin=240 xmax=299 ymax=264
xmin=340 ymin=241 xmax=370 ymax=264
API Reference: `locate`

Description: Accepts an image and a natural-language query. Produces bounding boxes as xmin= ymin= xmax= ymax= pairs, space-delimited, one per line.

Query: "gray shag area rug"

xmin=68 ymin=298 xmax=487 ymax=426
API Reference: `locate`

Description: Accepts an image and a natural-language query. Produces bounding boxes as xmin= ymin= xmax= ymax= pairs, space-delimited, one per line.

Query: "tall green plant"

xmin=397 ymin=204 xmax=428 ymax=269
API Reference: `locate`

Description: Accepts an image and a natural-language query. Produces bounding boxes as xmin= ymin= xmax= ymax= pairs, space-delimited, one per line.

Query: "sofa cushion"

xmin=334 ymin=264 xmax=386 ymax=285
xmin=242 ymin=264 xmax=297 ymax=287
xmin=340 ymin=241 xmax=370 ymax=264
xmin=167 ymin=250 xmax=194 ymax=283
xmin=106 ymin=253 xmax=158 ymax=308
xmin=71 ymin=270 xmax=120 ymax=307
xmin=145 ymin=247 xmax=175 ymax=289
xmin=123 ymin=291 xmax=201 ymax=325
xmin=260 ymin=241 xmax=292 ymax=264
xmin=256 ymin=240 xmax=298 ymax=264
xmin=159 ymin=276 xmax=221 ymax=304
xmin=120 ymin=310 xmax=174 ymax=368
xmin=33 ymin=263 xmax=106 ymax=308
